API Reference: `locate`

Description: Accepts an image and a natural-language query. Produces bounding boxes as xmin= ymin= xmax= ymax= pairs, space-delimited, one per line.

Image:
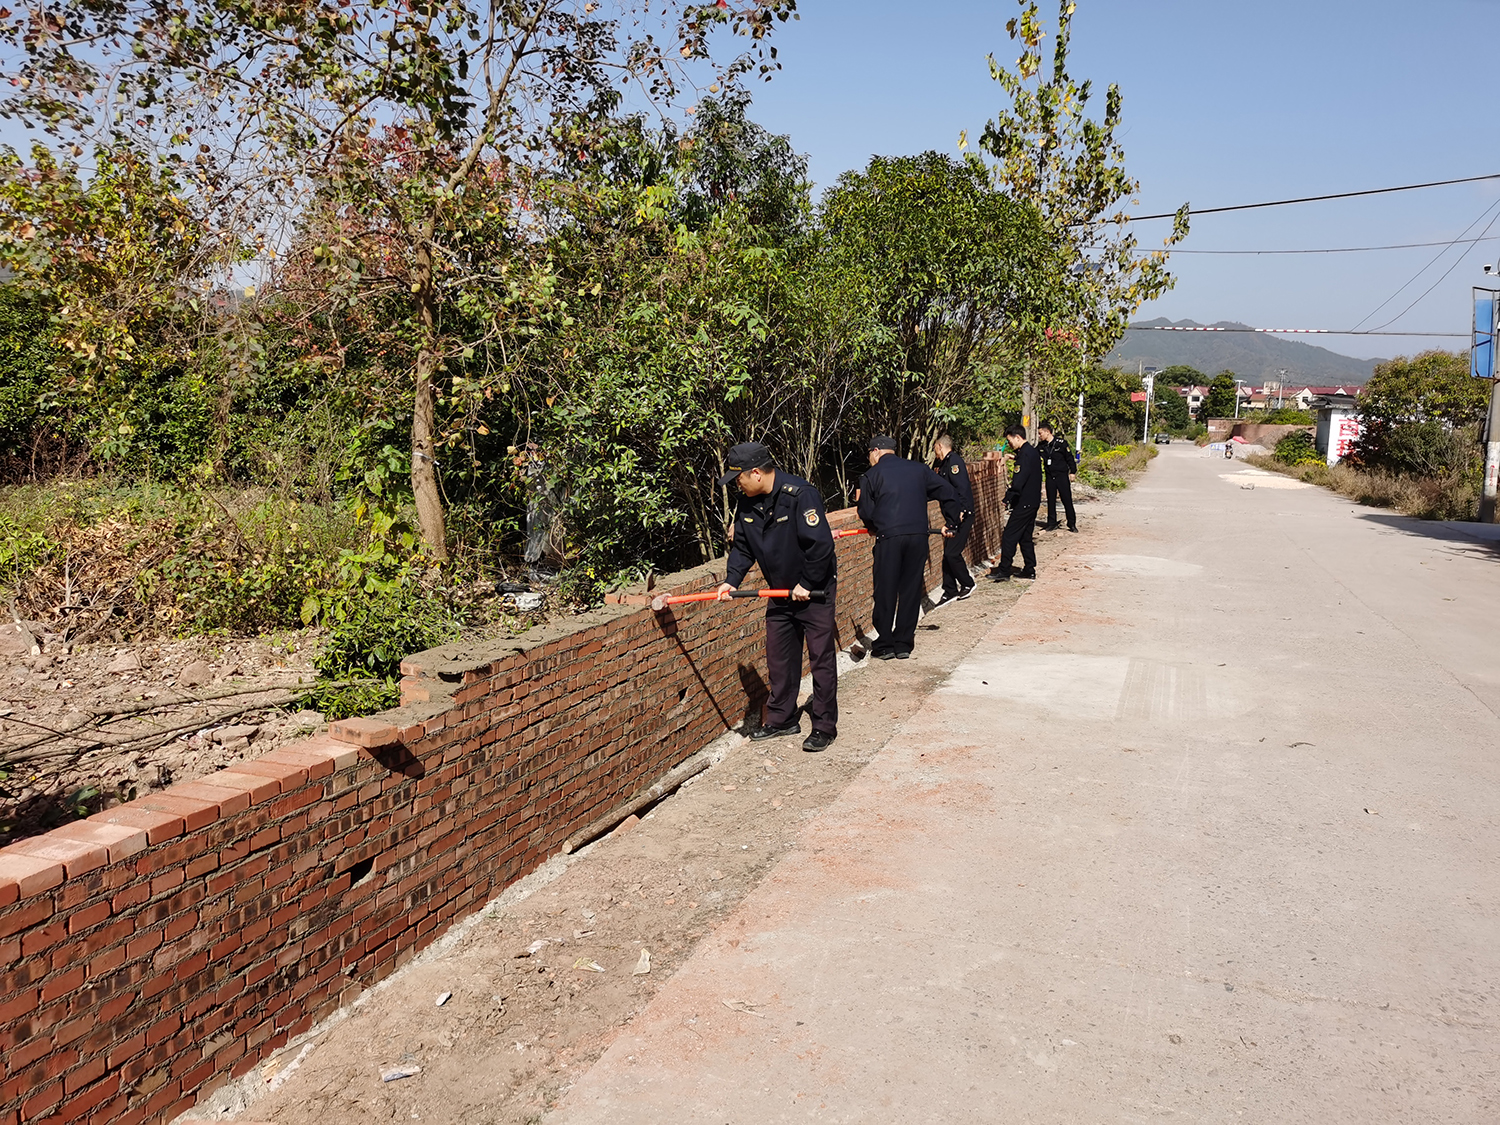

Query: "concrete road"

xmin=549 ymin=447 xmax=1500 ymax=1124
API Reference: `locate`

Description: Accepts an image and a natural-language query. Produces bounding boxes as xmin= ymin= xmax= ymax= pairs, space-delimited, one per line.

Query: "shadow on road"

xmin=1354 ymin=512 xmax=1500 ymax=561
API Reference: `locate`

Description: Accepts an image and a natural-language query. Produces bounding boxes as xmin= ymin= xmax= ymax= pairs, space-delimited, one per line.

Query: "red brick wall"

xmin=0 ymin=460 xmax=1006 ymax=1124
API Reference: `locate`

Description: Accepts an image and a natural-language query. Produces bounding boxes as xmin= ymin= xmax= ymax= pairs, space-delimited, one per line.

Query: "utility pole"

xmin=1141 ymin=364 xmax=1156 ymax=442
xmin=1474 ymin=283 xmax=1500 ymax=522
xmin=1482 ymin=381 xmax=1500 ymax=522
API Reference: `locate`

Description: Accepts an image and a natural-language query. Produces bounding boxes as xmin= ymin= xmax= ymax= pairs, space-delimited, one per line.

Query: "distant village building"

xmin=1175 ymin=385 xmax=1209 ymax=415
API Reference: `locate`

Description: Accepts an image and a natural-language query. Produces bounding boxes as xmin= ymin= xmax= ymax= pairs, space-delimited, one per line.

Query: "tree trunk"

xmin=410 ymin=240 xmax=448 ymax=560
xmin=1022 ymin=359 xmax=1038 ymax=443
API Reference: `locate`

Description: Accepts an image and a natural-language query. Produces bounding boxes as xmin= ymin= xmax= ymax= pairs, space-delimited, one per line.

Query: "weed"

xmin=1249 ymin=453 xmax=1479 ymax=521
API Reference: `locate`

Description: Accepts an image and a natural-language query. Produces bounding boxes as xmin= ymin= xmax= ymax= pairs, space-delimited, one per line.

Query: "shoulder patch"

xmin=804 ymin=509 xmax=820 ymax=527
xmin=951 ymin=464 xmax=959 ymax=474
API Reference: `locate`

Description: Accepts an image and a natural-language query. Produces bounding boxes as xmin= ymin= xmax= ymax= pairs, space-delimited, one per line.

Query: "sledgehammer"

xmin=651 ymin=588 xmax=827 ymax=612
xmin=833 ymin=527 xmax=946 ymax=539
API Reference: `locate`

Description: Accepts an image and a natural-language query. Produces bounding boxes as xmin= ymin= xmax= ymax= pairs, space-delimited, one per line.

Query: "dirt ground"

xmin=182 ymin=514 xmax=1095 ymax=1125
xmin=0 ymin=630 xmax=323 ymax=841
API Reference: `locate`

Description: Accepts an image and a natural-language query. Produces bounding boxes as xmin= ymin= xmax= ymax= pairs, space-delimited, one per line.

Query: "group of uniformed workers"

xmin=716 ymin=425 xmax=1078 ymax=754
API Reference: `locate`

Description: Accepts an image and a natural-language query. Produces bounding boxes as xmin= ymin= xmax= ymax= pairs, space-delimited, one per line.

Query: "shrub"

xmin=1273 ymin=430 xmax=1322 ymax=466
xmin=1261 ymin=407 xmax=1314 ymax=424
xmin=304 ymin=585 xmax=461 ymax=720
xmin=1247 ymin=453 xmax=1478 ymax=521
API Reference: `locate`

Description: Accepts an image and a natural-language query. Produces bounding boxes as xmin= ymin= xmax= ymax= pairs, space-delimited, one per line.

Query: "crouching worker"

xmin=717 ymin=441 xmax=838 ymax=753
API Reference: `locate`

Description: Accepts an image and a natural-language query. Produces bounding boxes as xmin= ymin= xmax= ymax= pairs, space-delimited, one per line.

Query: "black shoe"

xmin=1016 ymin=570 xmax=1037 ymax=580
xmin=990 ymin=569 xmax=1011 ymax=582
xmin=874 ymin=649 xmax=898 ymax=661
xmin=803 ymin=731 xmax=835 ymax=753
xmin=1067 ymin=525 xmax=1078 ymax=533
xmin=895 ymin=651 xmax=911 ymax=660
xmin=935 ymin=591 xmax=959 ymax=607
xmin=1042 ymin=522 xmax=1060 ymax=531
xmin=751 ymin=723 xmax=800 ymax=741
xmin=956 ymin=585 xmax=975 ymax=601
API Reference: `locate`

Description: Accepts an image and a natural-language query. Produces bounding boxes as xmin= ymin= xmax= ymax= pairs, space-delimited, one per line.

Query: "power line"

xmin=1350 ymin=194 xmax=1500 ymax=331
xmin=1128 ymin=172 xmax=1500 ymax=222
xmin=1126 ymin=325 xmax=1466 ymax=337
xmin=1138 ymin=236 xmax=1498 ymax=256
xmin=1365 ymin=203 xmax=1500 ymax=332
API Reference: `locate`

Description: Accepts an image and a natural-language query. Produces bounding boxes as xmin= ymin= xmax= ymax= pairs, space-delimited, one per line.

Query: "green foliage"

xmin=1249 ymin=453 xmax=1478 ymax=521
xmin=1260 ymin=407 xmax=1314 ymax=424
xmin=0 ymin=147 xmax=230 ymax=478
xmin=820 ymin=151 xmax=1048 ymax=450
xmin=1274 ymin=430 xmax=1322 ymax=466
xmin=1082 ymin=366 xmax=1144 ymax=436
xmin=1201 ymin=372 xmax=1239 ymax=419
xmin=975 ymin=0 xmax=1188 ymax=425
xmin=1155 ymin=365 xmax=1205 ymax=387
xmin=1352 ymin=351 xmax=1488 ymax=477
xmin=305 ymin=584 xmax=460 ymax=721
xmin=1150 ymin=386 xmax=1189 ymax=431
xmin=1076 ymin=441 xmax=1156 ymax=489
xmin=0 ymin=287 xmax=63 ymax=460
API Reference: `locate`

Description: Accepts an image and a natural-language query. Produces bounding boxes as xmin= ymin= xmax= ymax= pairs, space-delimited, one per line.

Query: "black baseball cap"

xmin=868 ymin=434 xmax=897 ymax=451
xmin=719 ymin=441 xmax=775 ymax=487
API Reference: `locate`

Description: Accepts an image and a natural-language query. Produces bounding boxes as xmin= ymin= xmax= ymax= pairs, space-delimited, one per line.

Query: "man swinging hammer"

xmin=716 ymin=441 xmax=838 ymax=753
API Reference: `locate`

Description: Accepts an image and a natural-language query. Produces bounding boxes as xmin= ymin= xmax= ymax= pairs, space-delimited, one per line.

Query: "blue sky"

xmin=735 ymin=0 xmax=1500 ymax=361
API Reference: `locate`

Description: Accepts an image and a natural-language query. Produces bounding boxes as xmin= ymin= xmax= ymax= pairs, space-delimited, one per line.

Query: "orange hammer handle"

xmin=652 ymin=588 xmax=826 ymax=611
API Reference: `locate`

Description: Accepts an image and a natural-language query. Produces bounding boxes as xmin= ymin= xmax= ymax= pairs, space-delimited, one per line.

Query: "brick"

xmin=257 ymin=749 xmax=335 ymax=782
xmin=89 ymin=805 xmax=185 ymax=846
xmin=0 ymin=853 xmax=65 ymax=900
xmin=66 ymin=900 xmax=111 ymax=935
xmin=198 ymin=769 xmax=281 ymax=804
xmin=50 ymin=820 xmax=149 ymax=863
xmin=0 ymin=895 xmax=52 ymax=942
xmin=8 ymin=835 xmax=108 ymax=879
xmin=329 ymin=717 xmax=400 ymax=749
xmin=169 ymin=782 xmax=250 ymax=817
xmin=229 ymin=757 xmax=310 ymax=789
xmin=135 ymin=794 xmax=220 ymax=833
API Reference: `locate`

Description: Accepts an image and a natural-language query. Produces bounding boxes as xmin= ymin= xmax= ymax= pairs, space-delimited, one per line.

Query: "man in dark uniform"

xmin=1038 ymin=421 xmax=1078 ymax=532
xmin=856 ymin=435 xmax=963 ymax=660
xmin=932 ymin=434 xmax=976 ymax=605
xmin=990 ymin=424 xmax=1040 ymax=582
xmin=716 ymin=441 xmax=838 ymax=753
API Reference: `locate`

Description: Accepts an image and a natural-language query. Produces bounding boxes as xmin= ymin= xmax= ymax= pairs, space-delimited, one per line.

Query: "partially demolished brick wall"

xmin=0 ymin=459 xmax=1008 ymax=1124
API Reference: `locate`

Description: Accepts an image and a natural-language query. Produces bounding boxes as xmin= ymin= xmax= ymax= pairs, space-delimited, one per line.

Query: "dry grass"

xmin=1246 ymin=453 xmax=1479 ymax=521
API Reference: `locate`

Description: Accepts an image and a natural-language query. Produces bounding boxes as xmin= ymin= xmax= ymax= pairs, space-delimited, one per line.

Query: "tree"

xmin=0 ymin=145 xmax=220 ymax=475
xmin=819 ymin=151 xmax=1050 ymax=457
xmin=972 ymin=0 xmax=1188 ymax=438
xmin=1151 ymin=385 xmax=1189 ymax=431
xmin=3 ymin=0 xmax=798 ymax=557
xmin=1202 ymin=371 xmax=1239 ymax=420
xmin=1157 ymin=364 xmax=1205 ymax=387
xmin=1352 ymin=351 xmax=1490 ymax=476
xmin=1080 ymin=365 xmax=1142 ymax=438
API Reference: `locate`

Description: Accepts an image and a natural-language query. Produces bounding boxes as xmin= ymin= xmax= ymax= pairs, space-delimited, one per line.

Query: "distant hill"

xmin=1108 ymin=318 xmax=1383 ymax=385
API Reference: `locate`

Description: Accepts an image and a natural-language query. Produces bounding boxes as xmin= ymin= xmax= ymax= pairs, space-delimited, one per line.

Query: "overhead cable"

xmin=1128 ymin=172 xmax=1500 ymax=222
xmin=1139 ymin=236 xmax=1497 ymax=256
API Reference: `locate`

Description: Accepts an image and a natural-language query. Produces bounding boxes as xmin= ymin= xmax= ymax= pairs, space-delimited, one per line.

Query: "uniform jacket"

xmin=726 ymin=471 xmax=837 ymax=594
xmin=1005 ymin=442 xmax=1043 ymax=511
xmin=1040 ymin=435 xmax=1075 ymax=478
xmin=935 ymin=450 xmax=974 ymax=515
xmin=856 ymin=454 xmax=962 ymax=538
